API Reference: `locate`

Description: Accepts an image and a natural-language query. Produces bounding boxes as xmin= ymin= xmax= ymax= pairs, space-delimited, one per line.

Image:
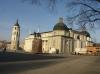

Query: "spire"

xmin=14 ymin=19 xmax=19 ymax=26
xmin=59 ymin=17 xmax=64 ymax=23
xmin=29 ymin=29 xmax=32 ymax=35
xmin=37 ymin=27 xmax=40 ymax=33
xmin=16 ymin=19 xmax=18 ymax=24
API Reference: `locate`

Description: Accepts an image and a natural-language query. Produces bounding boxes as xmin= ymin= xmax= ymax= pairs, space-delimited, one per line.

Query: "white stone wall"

xmin=10 ymin=26 xmax=20 ymax=50
xmin=42 ymin=35 xmax=62 ymax=53
xmin=24 ymin=38 xmax=33 ymax=52
xmin=23 ymin=29 xmax=93 ymax=54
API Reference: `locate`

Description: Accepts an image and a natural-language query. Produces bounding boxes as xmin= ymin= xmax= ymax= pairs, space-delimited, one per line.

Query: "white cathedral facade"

xmin=24 ymin=18 xmax=93 ymax=54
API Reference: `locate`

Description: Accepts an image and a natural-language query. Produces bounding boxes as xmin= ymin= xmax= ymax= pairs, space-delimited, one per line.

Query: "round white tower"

xmin=10 ymin=19 xmax=20 ymax=51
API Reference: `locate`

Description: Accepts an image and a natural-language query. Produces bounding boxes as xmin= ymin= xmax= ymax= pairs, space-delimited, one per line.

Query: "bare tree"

xmin=22 ymin=0 xmax=57 ymax=12
xmin=22 ymin=0 xmax=100 ymax=31
xmin=66 ymin=0 xmax=100 ymax=31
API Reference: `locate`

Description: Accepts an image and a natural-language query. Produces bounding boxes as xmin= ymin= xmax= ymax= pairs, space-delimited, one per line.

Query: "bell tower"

xmin=10 ymin=19 xmax=20 ymax=51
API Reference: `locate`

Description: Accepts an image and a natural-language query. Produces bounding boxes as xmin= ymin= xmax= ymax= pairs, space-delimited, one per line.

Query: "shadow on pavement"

xmin=0 ymin=52 xmax=65 ymax=62
xmin=0 ymin=60 xmax=60 ymax=74
xmin=0 ymin=52 xmax=66 ymax=74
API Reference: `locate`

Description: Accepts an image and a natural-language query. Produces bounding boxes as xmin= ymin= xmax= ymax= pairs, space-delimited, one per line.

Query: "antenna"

xmin=29 ymin=29 xmax=31 ymax=34
xmin=37 ymin=25 xmax=40 ymax=33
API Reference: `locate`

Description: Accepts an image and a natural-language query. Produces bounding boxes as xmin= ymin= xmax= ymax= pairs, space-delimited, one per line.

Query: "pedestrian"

xmin=3 ymin=47 xmax=6 ymax=53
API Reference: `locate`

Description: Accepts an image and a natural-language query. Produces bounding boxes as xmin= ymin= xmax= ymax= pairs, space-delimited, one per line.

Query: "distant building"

xmin=6 ymin=42 xmax=11 ymax=50
xmin=10 ymin=19 xmax=20 ymax=51
xmin=0 ymin=41 xmax=6 ymax=49
xmin=24 ymin=17 xmax=93 ymax=54
xmin=0 ymin=40 xmax=11 ymax=52
xmin=93 ymin=43 xmax=100 ymax=47
xmin=86 ymin=43 xmax=100 ymax=55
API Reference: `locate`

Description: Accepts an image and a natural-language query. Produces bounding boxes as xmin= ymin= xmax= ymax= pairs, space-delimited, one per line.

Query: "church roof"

xmin=81 ymin=31 xmax=90 ymax=37
xmin=53 ymin=18 xmax=69 ymax=31
xmin=30 ymin=32 xmax=41 ymax=37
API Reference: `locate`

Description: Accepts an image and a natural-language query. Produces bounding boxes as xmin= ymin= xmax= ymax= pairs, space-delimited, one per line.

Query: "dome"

xmin=53 ymin=18 xmax=69 ymax=31
xmin=53 ymin=23 xmax=69 ymax=31
xmin=81 ymin=31 xmax=90 ymax=37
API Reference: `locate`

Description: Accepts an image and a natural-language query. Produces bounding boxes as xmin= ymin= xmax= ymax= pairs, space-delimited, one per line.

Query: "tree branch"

xmin=75 ymin=2 xmax=100 ymax=13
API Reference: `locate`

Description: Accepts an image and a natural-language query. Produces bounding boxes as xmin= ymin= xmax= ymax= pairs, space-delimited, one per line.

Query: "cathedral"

xmin=24 ymin=18 xmax=93 ymax=54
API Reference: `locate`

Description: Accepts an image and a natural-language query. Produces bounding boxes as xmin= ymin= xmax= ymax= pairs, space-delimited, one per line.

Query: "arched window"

xmin=15 ymin=27 xmax=16 ymax=30
xmin=16 ymin=32 xmax=18 ymax=36
xmin=77 ymin=35 xmax=80 ymax=39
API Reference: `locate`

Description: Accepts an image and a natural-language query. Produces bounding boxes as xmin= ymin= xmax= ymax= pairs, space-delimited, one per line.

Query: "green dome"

xmin=53 ymin=17 xmax=69 ymax=31
xmin=53 ymin=23 xmax=69 ymax=31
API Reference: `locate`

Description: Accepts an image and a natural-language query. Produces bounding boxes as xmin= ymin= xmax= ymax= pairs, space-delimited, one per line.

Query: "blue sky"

xmin=0 ymin=0 xmax=100 ymax=42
